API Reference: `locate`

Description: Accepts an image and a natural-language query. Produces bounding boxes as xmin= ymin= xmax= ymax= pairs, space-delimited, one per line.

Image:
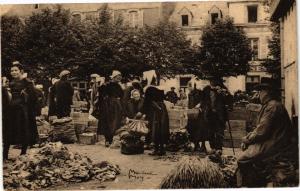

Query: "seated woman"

xmin=125 ymin=89 xmax=144 ymax=119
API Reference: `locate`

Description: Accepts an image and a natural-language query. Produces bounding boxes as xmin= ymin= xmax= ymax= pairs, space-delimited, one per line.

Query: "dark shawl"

xmin=5 ymin=78 xmax=38 ymax=145
xmin=144 ymin=87 xmax=169 ymax=144
xmin=97 ymin=82 xmax=124 ymax=137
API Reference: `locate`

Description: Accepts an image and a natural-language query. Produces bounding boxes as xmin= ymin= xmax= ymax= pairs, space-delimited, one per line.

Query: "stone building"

xmin=270 ymin=0 xmax=298 ymax=120
xmin=1 ymin=1 xmax=273 ymax=94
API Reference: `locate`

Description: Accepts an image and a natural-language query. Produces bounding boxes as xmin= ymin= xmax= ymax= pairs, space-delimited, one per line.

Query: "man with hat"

xmin=53 ymin=70 xmax=74 ymax=118
xmin=208 ymin=79 xmax=227 ymax=154
xmin=165 ymin=87 xmax=179 ymax=105
xmin=236 ymin=80 xmax=298 ymax=187
xmin=90 ymin=73 xmax=100 ymax=112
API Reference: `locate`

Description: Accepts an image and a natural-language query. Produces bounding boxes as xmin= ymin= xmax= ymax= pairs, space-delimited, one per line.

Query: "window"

xmin=129 ymin=11 xmax=138 ymax=28
xmin=211 ymin=13 xmax=219 ymax=24
xmin=246 ymin=75 xmax=260 ymax=92
xmin=181 ymin=15 xmax=189 ymax=26
xmin=250 ymin=38 xmax=259 ymax=60
xmin=179 ymin=77 xmax=192 ymax=92
xmin=247 ymin=5 xmax=258 ymax=23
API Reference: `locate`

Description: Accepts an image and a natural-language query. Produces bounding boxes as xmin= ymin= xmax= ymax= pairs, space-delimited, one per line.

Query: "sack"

xmin=52 ymin=122 xmax=77 ymax=143
xmin=127 ymin=119 xmax=149 ymax=136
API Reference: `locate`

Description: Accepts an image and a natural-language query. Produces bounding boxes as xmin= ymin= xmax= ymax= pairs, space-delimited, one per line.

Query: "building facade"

xmin=2 ymin=1 xmax=272 ymax=94
xmin=270 ymin=0 xmax=298 ymax=120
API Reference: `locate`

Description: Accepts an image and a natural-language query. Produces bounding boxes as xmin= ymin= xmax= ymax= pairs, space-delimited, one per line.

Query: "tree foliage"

xmin=1 ymin=15 xmax=24 ymax=76
xmin=1 ymin=5 xmax=195 ymax=81
xmin=199 ymin=17 xmax=252 ymax=80
xmin=19 ymin=5 xmax=85 ymax=80
xmin=262 ymin=22 xmax=281 ymax=85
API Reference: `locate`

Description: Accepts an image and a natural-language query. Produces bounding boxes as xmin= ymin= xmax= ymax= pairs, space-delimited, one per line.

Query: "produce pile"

xmin=160 ymin=156 xmax=226 ymax=188
xmin=3 ymin=142 xmax=120 ymax=190
xmin=166 ymin=128 xmax=190 ymax=152
xmin=208 ymin=153 xmax=238 ymax=187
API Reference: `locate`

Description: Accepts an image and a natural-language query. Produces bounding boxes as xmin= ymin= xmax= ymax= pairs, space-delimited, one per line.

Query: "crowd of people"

xmin=2 ymin=61 xmax=298 ymax=187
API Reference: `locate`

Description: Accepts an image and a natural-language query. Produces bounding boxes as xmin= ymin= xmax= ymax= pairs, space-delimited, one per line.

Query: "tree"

xmin=199 ymin=17 xmax=252 ymax=81
xmin=1 ymin=15 xmax=24 ymax=76
xmin=138 ymin=21 xmax=193 ymax=77
xmin=262 ymin=22 xmax=281 ymax=86
xmin=20 ymin=5 xmax=85 ymax=81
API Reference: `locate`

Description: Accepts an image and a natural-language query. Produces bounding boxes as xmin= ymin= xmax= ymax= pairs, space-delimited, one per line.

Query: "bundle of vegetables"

xmin=160 ymin=156 xmax=226 ymax=188
xmin=3 ymin=142 xmax=120 ymax=190
xmin=166 ymin=128 xmax=190 ymax=152
xmin=208 ymin=153 xmax=238 ymax=187
xmin=127 ymin=118 xmax=149 ymax=136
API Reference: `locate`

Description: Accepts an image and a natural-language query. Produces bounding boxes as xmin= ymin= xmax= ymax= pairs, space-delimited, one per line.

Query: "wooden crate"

xmin=225 ymin=120 xmax=246 ymax=131
xmin=168 ymin=108 xmax=187 ymax=131
xmin=228 ymin=109 xmax=249 ymax=120
xmin=224 ymin=129 xmax=247 ymax=139
xmin=223 ymin=138 xmax=242 ymax=148
xmin=78 ymin=133 xmax=97 ymax=145
xmin=74 ymin=123 xmax=88 ymax=135
xmin=85 ymin=126 xmax=98 ymax=134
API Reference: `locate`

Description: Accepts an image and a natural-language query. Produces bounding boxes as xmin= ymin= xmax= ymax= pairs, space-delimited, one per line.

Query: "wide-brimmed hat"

xmin=90 ymin=73 xmax=100 ymax=78
xmin=36 ymin=84 xmax=43 ymax=89
xmin=110 ymin=70 xmax=122 ymax=79
xmin=52 ymin=78 xmax=59 ymax=85
xmin=59 ymin=70 xmax=70 ymax=78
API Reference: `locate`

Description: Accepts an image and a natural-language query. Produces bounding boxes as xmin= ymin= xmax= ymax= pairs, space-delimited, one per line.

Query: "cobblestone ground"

xmin=7 ymin=137 xmax=241 ymax=190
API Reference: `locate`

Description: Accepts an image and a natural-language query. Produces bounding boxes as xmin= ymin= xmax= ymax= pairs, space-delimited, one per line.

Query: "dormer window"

xmin=72 ymin=13 xmax=82 ymax=23
xmin=181 ymin=15 xmax=189 ymax=26
xmin=209 ymin=5 xmax=222 ymax=25
xmin=211 ymin=13 xmax=219 ymax=24
xmin=178 ymin=7 xmax=193 ymax=27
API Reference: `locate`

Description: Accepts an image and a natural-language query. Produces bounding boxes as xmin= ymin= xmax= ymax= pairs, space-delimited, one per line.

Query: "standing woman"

xmin=3 ymin=62 xmax=38 ymax=160
xmin=100 ymin=70 xmax=124 ymax=147
xmin=186 ymin=82 xmax=203 ymax=151
xmin=143 ymin=86 xmax=169 ymax=156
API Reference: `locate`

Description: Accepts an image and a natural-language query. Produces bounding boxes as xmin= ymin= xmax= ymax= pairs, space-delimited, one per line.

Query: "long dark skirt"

xmin=4 ymin=104 xmax=38 ymax=145
xmin=100 ymin=97 xmax=123 ymax=142
xmin=150 ymin=102 xmax=170 ymax=145
xmin=187 ymin=111 xmax=209 ymax=143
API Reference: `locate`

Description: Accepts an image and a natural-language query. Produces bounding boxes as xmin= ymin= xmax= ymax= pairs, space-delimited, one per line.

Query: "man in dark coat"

xmin=53 ymin=70 xmax=74 ymax=118
xmin=209 ymin=81 xmax=227 ymax=154
xmin=237 ymin=83 xmax=298 ymax=187
xmin=165 ymin=87 xmax=178 ymax=105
